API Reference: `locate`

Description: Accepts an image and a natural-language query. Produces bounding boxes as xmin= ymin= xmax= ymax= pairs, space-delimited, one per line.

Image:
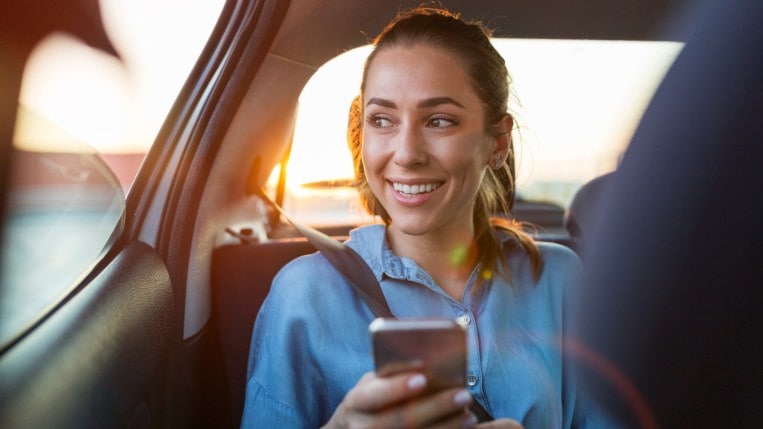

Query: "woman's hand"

xmin=475 ymin=419 xmax=524 ymax=429
xmin=322 ymin=371 xmax=477 ymax=428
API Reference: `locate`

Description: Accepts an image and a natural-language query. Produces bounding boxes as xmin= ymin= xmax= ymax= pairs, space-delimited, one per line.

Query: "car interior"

xmin=1 ymin=0 xmax=759 ymax=428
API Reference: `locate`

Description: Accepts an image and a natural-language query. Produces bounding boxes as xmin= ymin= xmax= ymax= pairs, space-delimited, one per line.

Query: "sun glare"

xmin=15 ymin=35 xmax=131 ymax=153
xmin=281 ymin=47 xmax=372 ymax=189
xmin=15 ymin=0 xmax=225 ymax=154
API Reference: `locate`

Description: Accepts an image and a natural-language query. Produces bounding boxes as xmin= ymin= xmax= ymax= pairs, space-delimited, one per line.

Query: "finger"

xmin=416 ymin=388 xmax=473 ymax=425
xmin=378 ymin=387 xmax=475 ymax=428
xmin=475 ymin=417 xmax=524 ymax=429
xmin=425 ymin=409 xmax=478 ymax=429
xmin=347 ymin=371 xmax=428 ymax=413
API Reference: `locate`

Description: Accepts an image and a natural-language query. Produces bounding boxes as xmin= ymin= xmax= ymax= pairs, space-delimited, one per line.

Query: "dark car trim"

xmin=0 ymin=241 xmax=173 ymax=429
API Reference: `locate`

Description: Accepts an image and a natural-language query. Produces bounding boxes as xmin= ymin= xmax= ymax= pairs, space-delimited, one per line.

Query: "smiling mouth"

xmin=392 ymin=182 xmax=441 ymax=195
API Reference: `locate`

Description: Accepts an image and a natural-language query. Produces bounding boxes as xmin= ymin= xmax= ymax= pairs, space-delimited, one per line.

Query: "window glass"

xmin=2 ymin=137 xmax=125 ymax=343
xmin=0 ymin=0 xmax=224 ymax=345
xmin=277 ymin=39 xmax=682 ymax=227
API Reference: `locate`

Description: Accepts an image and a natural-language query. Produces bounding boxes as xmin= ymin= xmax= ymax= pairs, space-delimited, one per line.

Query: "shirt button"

xmin=466 ymin=373 xmax=478 ymax=387
xmin=457 ymin=315 xmax=471 ymax=327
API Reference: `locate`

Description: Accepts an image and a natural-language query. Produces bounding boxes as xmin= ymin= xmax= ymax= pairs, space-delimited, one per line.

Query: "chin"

xmin=388 ymin=218 xmax=435 ymax=237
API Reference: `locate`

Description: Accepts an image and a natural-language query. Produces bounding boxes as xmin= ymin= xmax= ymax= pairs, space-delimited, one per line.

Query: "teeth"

xmin=393 ymin=182 xmax=440 ymax=195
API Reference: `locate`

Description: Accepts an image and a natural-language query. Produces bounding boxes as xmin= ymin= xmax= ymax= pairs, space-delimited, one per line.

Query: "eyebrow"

xmin=417 ymin=96 xmax=465 ymax=109
xmin=365 ymin=96 xmax=465 ymax=109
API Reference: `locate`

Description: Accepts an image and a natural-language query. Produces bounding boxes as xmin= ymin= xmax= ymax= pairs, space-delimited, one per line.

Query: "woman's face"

xmin=362 ymin=44 xmax=506 ymax=239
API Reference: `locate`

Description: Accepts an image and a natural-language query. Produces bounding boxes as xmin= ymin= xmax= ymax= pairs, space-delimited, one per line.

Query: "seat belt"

xmin=258 ymin=190 xmax=393 ymax=318
xmin=256 ymin=189 xmax=493 ymax=422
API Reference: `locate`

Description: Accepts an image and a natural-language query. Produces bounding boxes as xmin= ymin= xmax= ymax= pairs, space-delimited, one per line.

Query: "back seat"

xmin=211 ymin=237 xmax=316 ymax=425
xmin=564 ymin=172 xmax=613 ymax=245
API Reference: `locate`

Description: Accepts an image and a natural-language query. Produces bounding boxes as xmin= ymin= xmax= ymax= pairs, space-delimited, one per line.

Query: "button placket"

xmin=466 ymin=372 xmax=478 ymax=387
xmin=461 ymin=310 xmax=487 ymax=409
xmin=460 ymin=312 xmax=478 ymax=389
xmin=457 ymin=314 xmax=471 ymax=327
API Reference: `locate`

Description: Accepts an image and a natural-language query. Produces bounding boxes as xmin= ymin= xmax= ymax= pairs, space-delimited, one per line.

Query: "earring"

xmin=493 ymin=158 xmax=503 ymax=169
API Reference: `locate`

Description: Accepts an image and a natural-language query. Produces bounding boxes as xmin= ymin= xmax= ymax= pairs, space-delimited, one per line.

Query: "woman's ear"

xmin=490 ymin=114 xmax=513 ymax=169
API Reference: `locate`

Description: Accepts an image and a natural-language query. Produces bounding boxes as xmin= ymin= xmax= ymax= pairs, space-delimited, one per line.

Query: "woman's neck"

xmin=386 ymin=224 xmax=478 ymax=301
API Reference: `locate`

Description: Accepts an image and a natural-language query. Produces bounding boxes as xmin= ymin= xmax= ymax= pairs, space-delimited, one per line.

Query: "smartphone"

xmin=369 ymin=318 xmax=467 ymax=394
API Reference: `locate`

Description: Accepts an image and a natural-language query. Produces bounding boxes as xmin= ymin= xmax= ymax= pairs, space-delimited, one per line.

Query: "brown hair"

xmin=349 ymin=6 xmax=542 ymax=281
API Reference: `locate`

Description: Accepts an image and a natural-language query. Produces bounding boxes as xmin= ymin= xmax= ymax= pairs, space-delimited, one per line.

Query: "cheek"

xmin=440 ymin=135 xmax=492 ymax=173
xmin=361 ymin=129 xmax=392 ymax=163
xmin=361 ymin=137 xmax=383 ymax=183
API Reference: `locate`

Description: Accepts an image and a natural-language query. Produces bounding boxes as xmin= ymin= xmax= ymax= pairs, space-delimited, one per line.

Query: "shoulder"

xmin=501 ymin=240 xmax=581 ymax=288
xmin=536 ymin=241 xmax=582 ymax=284
xmin=503 ymin=238 xmax=580 ymax=268
xmin=265 ymin=247 xmax=373 ymax=318
xmin=537 ymin=241 xmax=581 ymax=270
xmin=255 ymin=251 xmax=360 ymax=339
xmin=275 ymin=250 xmax=331 ymax=280
xmin=270 ymin=251 xmax=344 ymax=300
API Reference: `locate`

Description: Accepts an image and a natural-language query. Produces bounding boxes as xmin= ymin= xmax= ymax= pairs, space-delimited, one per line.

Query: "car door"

xmin=0 ymin=1 xmax=287 ymax=428
xmin=0 ymin=1 xmax=178 ymax=428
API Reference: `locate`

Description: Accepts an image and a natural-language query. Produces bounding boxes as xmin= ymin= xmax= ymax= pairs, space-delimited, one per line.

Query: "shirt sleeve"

xmin=240 ymin=252 xmax=373 ymax=428
xmin=240 ymin=255 xmax=328 ymax=428
xmin=240 ymin=378 xmax=309 ymax=428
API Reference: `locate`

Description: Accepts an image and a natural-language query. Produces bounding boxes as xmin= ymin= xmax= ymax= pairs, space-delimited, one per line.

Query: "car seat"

xmin=564 ymin=172 xmax=613 ymax=246
xmin=574 ymin=1 xmax=763 ymax=427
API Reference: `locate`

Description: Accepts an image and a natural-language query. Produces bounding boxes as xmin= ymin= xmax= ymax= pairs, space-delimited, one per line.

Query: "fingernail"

xmin=462 ymin=413 xmax=478 ymax=428
xmin=407 ymin=374 xmax=426 ymax=391
xmin=453 ymin=389 xmax=472 ymax=406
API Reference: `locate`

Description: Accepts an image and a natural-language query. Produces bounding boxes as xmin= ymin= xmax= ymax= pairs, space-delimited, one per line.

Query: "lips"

xmin=391 ymin=182 xmax=441 ymax=195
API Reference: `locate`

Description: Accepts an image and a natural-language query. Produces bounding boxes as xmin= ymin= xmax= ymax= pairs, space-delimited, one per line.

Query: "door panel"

xmin=0 ymin=241 xmax=173 ymax=429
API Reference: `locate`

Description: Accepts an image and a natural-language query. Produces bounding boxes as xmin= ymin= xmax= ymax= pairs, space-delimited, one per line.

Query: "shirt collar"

xmin=345 ymin=224 xmax=515 ymax=285
xmin=345 ymin=224 xmax=436 ymax=285
xmin=345 ymin=224 xmax=386 ymax=282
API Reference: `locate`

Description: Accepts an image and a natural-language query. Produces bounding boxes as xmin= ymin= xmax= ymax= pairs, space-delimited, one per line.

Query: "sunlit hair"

xmin=348 ymin=6 xmax=542 ymax=281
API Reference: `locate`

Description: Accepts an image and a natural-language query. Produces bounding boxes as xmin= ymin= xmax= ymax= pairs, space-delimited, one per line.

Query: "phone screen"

xmin=369 ymin=318 xmax=466 ymax=394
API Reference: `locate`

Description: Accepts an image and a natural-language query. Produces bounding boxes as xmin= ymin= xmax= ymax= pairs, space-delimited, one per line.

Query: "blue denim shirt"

xmin=241 ymin=224 xmax=610 ymax=428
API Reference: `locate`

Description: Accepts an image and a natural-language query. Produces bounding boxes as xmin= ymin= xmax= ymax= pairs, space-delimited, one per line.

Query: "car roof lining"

xmin=271 ymin=0 xmax=694 ymax=69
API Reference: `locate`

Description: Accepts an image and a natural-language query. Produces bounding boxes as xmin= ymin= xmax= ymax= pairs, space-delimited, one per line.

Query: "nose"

xmin=392 ymin=123 xmax=428 ymax=167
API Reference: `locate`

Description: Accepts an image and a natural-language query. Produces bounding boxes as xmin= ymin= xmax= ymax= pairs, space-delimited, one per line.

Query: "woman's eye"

xmin=367 ymin=115 xmax=393 ymax=128
xmin=427 ymin=116 xmax=457 ymax=128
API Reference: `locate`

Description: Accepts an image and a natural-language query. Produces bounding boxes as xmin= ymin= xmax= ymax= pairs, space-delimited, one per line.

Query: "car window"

xmin=275 ymin=39 xmax=682 ymax=228
xmin=0 ymin=0 xmax=224 ymax=345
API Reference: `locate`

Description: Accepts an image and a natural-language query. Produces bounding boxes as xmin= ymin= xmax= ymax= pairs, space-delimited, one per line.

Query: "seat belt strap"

xmin=257 ymin=189 xmax=392 ymax=318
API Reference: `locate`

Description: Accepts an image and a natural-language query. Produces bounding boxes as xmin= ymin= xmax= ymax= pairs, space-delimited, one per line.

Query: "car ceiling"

xmin=272 ymin=0 xmax=693 ymax=68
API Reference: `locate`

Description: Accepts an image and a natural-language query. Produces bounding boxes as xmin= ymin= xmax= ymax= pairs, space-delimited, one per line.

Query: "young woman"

xmin=242 ymin=6 xmax=612 ymax=428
